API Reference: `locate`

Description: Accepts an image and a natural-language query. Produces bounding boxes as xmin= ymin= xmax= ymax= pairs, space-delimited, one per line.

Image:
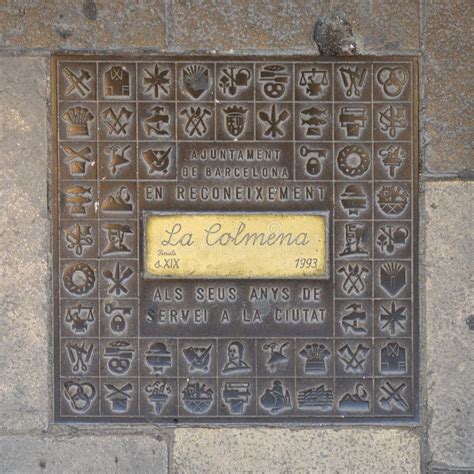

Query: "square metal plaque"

xmin=52 ymin=55 xmax=419 ymax=423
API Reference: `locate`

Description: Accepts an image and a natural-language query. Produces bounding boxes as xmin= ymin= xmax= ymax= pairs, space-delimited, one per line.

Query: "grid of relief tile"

xmin=332 ymin=61 xmax=414 ymax=417
xmin=56 ymin=59 xmax=415 ymax=420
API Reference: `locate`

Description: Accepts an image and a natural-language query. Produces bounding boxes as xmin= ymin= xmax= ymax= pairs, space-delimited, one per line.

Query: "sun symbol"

xmin=380 ymin=301 xmax=407 ymax=335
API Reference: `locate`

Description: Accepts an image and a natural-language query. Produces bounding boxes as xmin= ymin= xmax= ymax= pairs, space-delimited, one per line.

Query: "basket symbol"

xmin=376 ymin=185 xmax=409 ymax=215
xmin=62 ymin=106 xmax=94 ymax=137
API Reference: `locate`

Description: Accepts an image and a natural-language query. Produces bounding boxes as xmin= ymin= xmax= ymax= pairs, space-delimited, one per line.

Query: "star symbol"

xmin=380 ymin=301 xmax=407 ymax=335
xmin=143 ymin=64 xmax=170 ymax=98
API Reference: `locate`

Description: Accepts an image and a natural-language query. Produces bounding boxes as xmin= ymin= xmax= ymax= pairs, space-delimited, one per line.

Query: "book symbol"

xmin=380 ymin=262 xmax=406 ymax=296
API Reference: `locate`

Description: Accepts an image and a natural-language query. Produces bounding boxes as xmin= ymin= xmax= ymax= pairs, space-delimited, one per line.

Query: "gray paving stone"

xmin=0 ymin=57 xmax=49 ymax=433
xmin=0 ymin=1 xmax=166 ymax=49
xmin=0 ymin=0 xmax=420 ymax=53
xmin=167 ymin=0 xmax=419 ymax=52
xmin=425 ymin=181 xmax=474 ymax=468
xmin=422 ymin=1 xmax=474 ymax=175
xmin=172 ymin=428 xmax=420 ymax=473
xmin=0 ymin=8 xmax=472 ymax=473
xmin=0 ymin=434 xmax=168 ymax=473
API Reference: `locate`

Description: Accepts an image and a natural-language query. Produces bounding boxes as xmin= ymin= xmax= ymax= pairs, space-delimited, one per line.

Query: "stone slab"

xmin=0 ymin=1 xmax=166 ymax=49
xmin=172 ymin=428 xmax=420 ymax=472
xmin=425 ymin=181 xmax=474 ymax=468
xmin=0 ymin=0 xmax=420 ymax=53
xmin=166 ymin=0 xmax=420 ymax=52
xmin=422 ymin=1 xmax=474 ymax=175
xmin=0 ymin=57 xmax=49 ymax=433
xmin=0 ymin=434 xmax=168 ymax=473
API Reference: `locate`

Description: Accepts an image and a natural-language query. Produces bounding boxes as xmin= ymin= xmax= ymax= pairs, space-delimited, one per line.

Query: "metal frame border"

xmin=51 ymin=54 xmax=419 ymax=425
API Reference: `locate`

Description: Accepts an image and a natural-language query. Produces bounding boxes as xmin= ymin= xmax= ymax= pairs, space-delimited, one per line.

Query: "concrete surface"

xmin=0 ymin=434 xmax=168 ymax=473
xmin=0 ymin=1 xmax=473 ymax=473
xmin=0 ymin=0 xmax=419 ymax=53
xmin=0 ymin=57 xmax=49 ymax=434
xmin=172 ymin=428 xmax=421 ymax=473
xmin=0 ymin=1 xmax=167 ymax=49
xmin=422 ymin=0 xmax=473 ymax=176
xmin=166 ymin=0 xmax=420 ymax=52
xmin=425 ymin=182 xmax=474 ymax=470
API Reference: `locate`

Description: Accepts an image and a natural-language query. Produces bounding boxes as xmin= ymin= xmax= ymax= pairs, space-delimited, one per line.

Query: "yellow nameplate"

xmin=145 ymin=213 xmax=327 ymax=279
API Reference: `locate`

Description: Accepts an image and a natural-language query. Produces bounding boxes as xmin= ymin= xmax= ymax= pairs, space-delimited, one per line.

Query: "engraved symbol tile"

xmin=61 ymin=105 xmax=95 ymax=139
xmin=375 ymin=66 xmax=409 ymax=99
xmin=375 ymin=378 xmax=412 ymax=414
xmin=62 ymin=222 xmax=96 ymax=258
xmin=62 ymin=261 xmax=96 ymax=296
xmin=222 ymin=380 xmax=252 ymax=414
xmin=297 ymin=382 xmax=334 ymax=412
xmin=256 ymin=104 xmax=291 ymax=140
xmin=259 ymin=379 xmax=293 ymax=415
xmin=63 ymin=380 xmax=97 ymax=414
xmin=99 ymin=104 xmax=136 ymax=140
xmin=337 ymin=382 xmax=370 ymax=413
xmin=103 ymin=340 xmax=136 ymax=376
xmin=295 ymin=63 xmax=331 ymax=101
xmin=181 ymin=380 xmax=215 ymax=415
xmin=217 ymin=63 xmax=253 ymax=100
xmin=61 ymin=143 xmax=96 ymax=179
xmin=377 ymin=300 xmax=409 ymax=336
xmin=63 ymin=301 xmax=96 ymax=335
xmin=59 ymin=63 xmax=96 ymax=100
xmin=337 ymin=65 xmax=369 ymax=99
xmin=138 ymin=62 xmax=174 ymax=100
xmin=257 ymin=64 xmax=292 ymax=101
xmin=61 ymin=338 xmax=98 ymax=378
xmin=144 ymin=380 xmax=173 ymax=415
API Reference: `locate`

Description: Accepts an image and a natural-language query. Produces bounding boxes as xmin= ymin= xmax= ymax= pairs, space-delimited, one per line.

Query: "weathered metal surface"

xmin=52 ymin=55 xmax=419 ymax=423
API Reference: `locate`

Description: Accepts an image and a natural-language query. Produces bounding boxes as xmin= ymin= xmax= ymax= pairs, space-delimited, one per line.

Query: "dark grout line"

xmin=0 ymin=47 xmax=421 ymax=55
xmin=421 ymin=173 xmax=474 ymax=182
xmin=418 ymin=1 xmax=434 ymax=472
xmin=164 ymin=0 xmax=173 ymax=52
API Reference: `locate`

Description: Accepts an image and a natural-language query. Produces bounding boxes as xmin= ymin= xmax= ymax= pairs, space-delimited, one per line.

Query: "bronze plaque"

xmin=52 ymin=55 xmax=419 ymax=423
